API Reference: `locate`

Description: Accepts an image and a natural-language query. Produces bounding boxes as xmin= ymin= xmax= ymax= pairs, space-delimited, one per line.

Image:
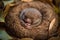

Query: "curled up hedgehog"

xmin=2 ymin=0 xmax=58 ymax=40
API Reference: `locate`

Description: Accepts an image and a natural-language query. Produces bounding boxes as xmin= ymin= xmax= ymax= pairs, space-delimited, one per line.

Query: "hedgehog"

xmin=5 ymin=0 xmax=58 ymax=40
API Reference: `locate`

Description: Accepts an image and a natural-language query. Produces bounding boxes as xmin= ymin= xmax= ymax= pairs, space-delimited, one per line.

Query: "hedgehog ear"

xmin=49 ymin=18 xmax=58 ymax=37
xmin=49 ymin=18 xmax=56 ymax=30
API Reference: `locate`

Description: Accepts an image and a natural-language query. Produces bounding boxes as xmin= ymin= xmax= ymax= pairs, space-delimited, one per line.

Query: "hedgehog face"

xmin=20 ymin=8 xmax=42 ymax=29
